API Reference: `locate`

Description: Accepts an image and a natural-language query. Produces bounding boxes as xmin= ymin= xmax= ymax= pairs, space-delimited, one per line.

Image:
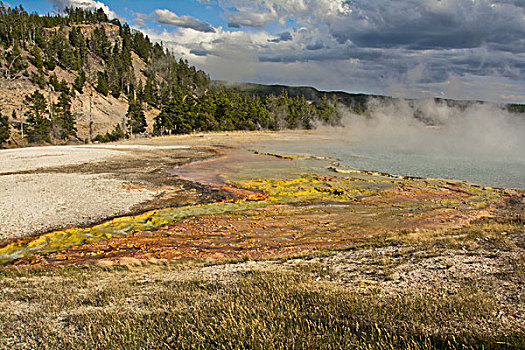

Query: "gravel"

xmin=0 ymin=146 xmax=122 ymax=174
xmin=0 ymin=173 xmax=158 ymax=240
xmin=0 ymin=145 xmax=177 ymax=241
xmin=0 ymin=145 xmax=189 ymax=174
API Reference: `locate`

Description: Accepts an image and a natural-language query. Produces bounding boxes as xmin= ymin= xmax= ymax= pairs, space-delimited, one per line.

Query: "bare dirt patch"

xmin=0 ymin=173 xmax=157 ymax=240
xmin=0 ymin=143 xmax=221 ymax=242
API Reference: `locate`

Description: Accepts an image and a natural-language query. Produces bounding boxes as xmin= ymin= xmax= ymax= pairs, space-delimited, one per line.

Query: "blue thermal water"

xmin=255 ymin=139 xmax=525 ymax=190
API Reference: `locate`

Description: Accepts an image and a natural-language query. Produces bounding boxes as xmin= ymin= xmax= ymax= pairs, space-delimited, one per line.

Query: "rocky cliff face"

xmin=0 ymin=22 xmax=159 ymax=145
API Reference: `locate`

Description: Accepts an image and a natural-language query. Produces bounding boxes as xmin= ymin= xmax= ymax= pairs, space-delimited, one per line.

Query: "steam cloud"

xmin=340 ymin=99 xmax=525 ymax=160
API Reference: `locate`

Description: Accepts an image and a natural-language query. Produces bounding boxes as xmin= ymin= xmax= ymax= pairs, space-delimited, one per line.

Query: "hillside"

xmin=0 ymin=5 xmax=342 ymax=147
xmin=0 ymin=46 xmax=159 ymax=143
xmin=0 ymin=6 xmax=215 ymax=145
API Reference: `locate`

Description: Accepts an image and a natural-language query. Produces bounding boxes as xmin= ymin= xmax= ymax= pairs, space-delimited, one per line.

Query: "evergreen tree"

xmin=110 ymin=80 xmax=121 ymax=99
xmin=95 ymin=8 xmax=108 ymax=23
xmin=143 ymin=76 xmax=159 ymax=107
xmin=136 ymin=80 xmax=144 ymax=102
xmin=30 ymin=45 xmax=44 ymax=70
xmin=248 ymin=95 xmax=270 ymax=130
xmin=318 ymin=94 xmax=341 ymax=125
xmin=49 ymin=74 xmax=59 ymax=90
xmin=132 ymin=31 xmax=152 ymax=60
xmin=53 ymin=91 xmax=76 ymax=139
xmin=6 ymin=43 xmax=27 ymax=78
xmin=59 ymin=79 xmax=70 ymax=95
xmin=58 ymin=45 xmax=79 ymax=70
xmin=265 ymin=90 xmax=290 ymax=130
xmin=154 ymin=101 xmax=177 ymax=134
xmin=24 ymin=91 xmax=51 ymax=143
xmin=288 ymin=95 xmax=314 ymax=129
xmin=153 ymin=89 xmax=195 ymax=135
xmin=73 ymin=69 xmax=86 ymax=93
xmin=110 ymin=123 xmax=125 ymax=140
xmin=126 ymin=100 xmax=147 ymax=134
xmin=44 ymin=56 xmax=57 ymax=71
xmin=49 ymin=75 xmax=70 ymax=95
xmin=90 ymin=26 xmax=111 ymax=59
xmin=30 ymin=71 xmax=46 ymax=89
xmin=68 ymin=26 xmax=83 ymax=47
xmin=0 ymin=112 xmax=10 ymax=145
xmin=96 ymin=72 xmax=109 ymax=96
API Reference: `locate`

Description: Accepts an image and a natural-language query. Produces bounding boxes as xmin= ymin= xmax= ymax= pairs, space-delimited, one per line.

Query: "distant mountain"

xmin=213 ymin=81 xmax=385 ymax=115
xmin=215 ymin=81 xmax=525 ymax=117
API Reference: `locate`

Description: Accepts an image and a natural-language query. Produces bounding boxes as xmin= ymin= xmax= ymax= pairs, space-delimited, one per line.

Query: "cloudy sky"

xmin=13 ymin=0 xmax=525 ymax=103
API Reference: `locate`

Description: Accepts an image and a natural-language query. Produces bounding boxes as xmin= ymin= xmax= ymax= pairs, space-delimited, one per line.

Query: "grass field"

xmin=1 ymin=207 xmax=523 ymax=350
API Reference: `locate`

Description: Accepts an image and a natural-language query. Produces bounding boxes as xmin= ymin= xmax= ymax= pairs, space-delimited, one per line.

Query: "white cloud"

xmin=43 ymin=0 xmax=525 ymax=101
xmin=48 ymin=0 xmax=119 ymax=19
xmin=227 ymin=7 xmax=278 ymax=28
xmin=221 ymin=0 xmax=350 ymax=26
xmin=154 ymin=9 xmax=216 ymax=33
xmin=133 ymin=0 xmax=525 ymax=102
xmin=133 ymin=12 xmax=147 ymax=27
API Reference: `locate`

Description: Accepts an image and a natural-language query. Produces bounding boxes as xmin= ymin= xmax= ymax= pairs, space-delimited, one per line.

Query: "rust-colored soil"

xmin=11 ymin=194 xmax=500 ymax=268
xmin=2 ymin=133 xmax=520 ymax=269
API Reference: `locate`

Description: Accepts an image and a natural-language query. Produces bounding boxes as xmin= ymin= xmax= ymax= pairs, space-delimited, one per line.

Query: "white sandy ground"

xmin=0 ymin=145 xmax=189 ymax=174
xmin=0 ymin=145 xmax=197 ymax=240
xmin=0 ymin=173 xmax=158 ymax=240
xmin=0 ymin=146 xmax=122 ymax=174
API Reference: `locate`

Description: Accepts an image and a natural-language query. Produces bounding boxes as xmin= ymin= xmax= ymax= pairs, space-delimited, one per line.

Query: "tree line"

xmin=153 ymin=88 xmax=340 ymax=135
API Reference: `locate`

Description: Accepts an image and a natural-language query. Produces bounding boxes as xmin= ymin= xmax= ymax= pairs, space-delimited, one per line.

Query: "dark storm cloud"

xmin=331 ymin=0 xmax=525 ymax=52
xmin=154 ymin=9 xmax=216 ymax=33
xmin=147 ymin=0 xmax=525 ymax=101
xmin=491 ymin=0 xmax=525 ymax=8
xmin=306 ymin=42 xmax=324 ymax=51
xmin=190 ymin=49 xmax=211 ymax=57
xmin=242 ymin=0 xmax=525 ymax=84
xmin=258 ymin=45 xmax=384 ymax=63
xmin=268 ymin=31 xmax=292 ymax=43
xmin=227 ymin=22 xmax=242 ymax=28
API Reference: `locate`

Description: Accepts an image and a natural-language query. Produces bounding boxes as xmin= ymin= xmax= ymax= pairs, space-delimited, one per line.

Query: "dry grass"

xmin=0 ymin=210 xmax=524 ymax=349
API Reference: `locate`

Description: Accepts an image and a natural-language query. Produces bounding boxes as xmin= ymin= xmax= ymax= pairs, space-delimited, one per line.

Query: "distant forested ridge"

xmin=219 ymin=81 xmax=525 ymax=119
xmin=0 ymin=4 xmax=340 ymax=146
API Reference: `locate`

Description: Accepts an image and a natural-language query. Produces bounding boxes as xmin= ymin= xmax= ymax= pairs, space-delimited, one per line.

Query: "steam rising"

xmin=341 ymin=99 xmax=525 ymax=160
